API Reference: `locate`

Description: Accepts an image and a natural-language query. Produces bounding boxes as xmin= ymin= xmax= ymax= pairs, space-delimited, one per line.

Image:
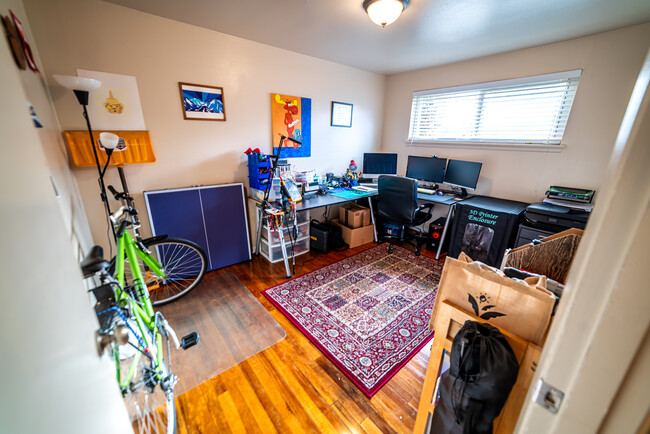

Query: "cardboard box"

xmin=339 ymin=203 xmax=371 ymax=229
xmin=331 ymin=219 xmax=375 ymax=248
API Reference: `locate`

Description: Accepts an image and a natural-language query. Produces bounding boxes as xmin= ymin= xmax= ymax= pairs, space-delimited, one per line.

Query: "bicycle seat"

xmin=80 ymin=245 xmax=111 ymax=277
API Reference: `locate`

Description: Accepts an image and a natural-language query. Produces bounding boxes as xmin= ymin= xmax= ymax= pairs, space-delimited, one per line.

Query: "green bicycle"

xmin=81 ymin=184 xmax=207 ymax=433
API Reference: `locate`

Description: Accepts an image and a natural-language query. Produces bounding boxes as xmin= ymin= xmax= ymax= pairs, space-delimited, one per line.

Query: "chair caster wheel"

xmin=388 ymin=248 xmax=393 ymax=254
xmin=415 ymin=251 xmax=421 ymax=257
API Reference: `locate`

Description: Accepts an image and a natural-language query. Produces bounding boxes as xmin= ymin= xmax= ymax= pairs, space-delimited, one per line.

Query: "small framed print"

xmin=331 ymin=101 xmax=353 ymax=128
xmin=179 ymin=82 xmax=226 ymax=121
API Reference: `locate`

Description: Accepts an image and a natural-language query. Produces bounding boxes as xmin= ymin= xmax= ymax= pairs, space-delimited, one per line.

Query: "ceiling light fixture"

xmin=363 ymin=0 xmax=410 ymax=28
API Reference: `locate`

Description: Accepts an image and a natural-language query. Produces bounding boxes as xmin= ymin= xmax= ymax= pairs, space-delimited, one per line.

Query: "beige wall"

xmin=382 ymin=23 xmax=650 ymax=203
xmin=24 ymin=0 xmax=386 ymax=250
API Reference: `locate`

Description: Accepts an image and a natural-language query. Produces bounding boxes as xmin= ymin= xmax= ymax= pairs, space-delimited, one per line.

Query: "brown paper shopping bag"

xmin=430 ymin=253 xmax=555 ymax=345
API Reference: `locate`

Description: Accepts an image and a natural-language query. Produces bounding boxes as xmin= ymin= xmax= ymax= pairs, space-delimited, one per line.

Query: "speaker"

xmin=427 ymin=217 xmax=448 ymax=253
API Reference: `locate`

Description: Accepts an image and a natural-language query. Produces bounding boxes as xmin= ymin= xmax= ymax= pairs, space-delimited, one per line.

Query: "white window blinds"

xmin=408 ymin=70 xmax=582 ymax=145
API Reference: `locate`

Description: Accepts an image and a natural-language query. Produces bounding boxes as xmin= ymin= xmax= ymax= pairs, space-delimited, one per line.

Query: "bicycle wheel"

xmin=121 ymin=334 xmax=177 ymax=434
xmin=126 ymin=237 xmax=208 ymax=306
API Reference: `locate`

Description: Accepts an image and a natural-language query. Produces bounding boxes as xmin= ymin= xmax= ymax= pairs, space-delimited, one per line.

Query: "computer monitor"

xmin=362 ymin=153 xmax=398 ymax=179
xmin=405 ymin=156 xmax=447 ymax=185
xmin=443 ymin=159 xmax=483 ymax=197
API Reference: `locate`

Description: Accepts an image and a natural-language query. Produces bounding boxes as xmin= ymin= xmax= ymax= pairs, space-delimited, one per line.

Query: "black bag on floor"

xmin=310 ymin=220 xmax=347 ymax=253
xmin=430 ymin=321 xmax=519 ymax=434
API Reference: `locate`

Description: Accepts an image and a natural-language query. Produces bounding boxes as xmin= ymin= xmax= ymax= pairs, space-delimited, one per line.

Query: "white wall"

xmin=23 ymin=0 xmax=386 ymax=251
xmin=382 ymin=23 xmax=650 ymax=204
xmin=0 ymin=1 xmax=131 ymax=432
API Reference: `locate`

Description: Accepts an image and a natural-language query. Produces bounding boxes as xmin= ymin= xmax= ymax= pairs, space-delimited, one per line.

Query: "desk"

xmin=251 ymin=190 xmax=379 ymax=277
xmin=251 ymin=190 xmax=469 ymax=277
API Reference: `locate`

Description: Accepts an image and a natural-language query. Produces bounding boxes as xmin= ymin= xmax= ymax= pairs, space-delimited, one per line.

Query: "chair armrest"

xmin=416 ymin=203 xmax=435 ymax=222
xmin=418 ymin=203 xmax=434 ymax=214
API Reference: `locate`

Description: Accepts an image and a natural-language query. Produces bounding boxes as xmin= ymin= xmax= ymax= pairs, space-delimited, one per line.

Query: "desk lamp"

xmin=53 ymin=74 xmax=118 ymax=239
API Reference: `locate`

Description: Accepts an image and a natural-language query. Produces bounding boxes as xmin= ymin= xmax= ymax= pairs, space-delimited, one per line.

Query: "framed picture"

xmin=179 ymin=82 xmax=226 ymax=121
xmin=331 ymin=101 xmax=353 ymax=127
xmin=271 ymin=93 xmax=312 ymax=157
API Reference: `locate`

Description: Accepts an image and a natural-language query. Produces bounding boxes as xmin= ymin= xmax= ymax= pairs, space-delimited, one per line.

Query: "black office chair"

xmin=377 ymin=175 xmax=434 ymax=256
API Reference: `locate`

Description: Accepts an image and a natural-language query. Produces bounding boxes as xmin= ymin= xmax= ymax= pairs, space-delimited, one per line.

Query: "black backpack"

xmin=430 ymin=321 xmax=519 ymax=434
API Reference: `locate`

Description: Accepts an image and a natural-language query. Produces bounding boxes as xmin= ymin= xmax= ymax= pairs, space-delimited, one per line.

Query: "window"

xmin=408 ymin=70 xmax=582 ymax=145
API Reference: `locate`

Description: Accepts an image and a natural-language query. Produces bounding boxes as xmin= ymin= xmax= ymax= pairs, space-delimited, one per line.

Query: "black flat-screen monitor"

xmin=444 ymin=159 xmax=482 ymax=197
xmin=406 ymin=156 xmax=447 ymax=184
xmin=362 ymin=153 xmax=398 ymax=177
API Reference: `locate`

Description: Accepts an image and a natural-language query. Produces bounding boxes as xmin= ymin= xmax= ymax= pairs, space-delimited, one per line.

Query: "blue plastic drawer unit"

xmin=247 ymin=153 xmax=272 ymax=190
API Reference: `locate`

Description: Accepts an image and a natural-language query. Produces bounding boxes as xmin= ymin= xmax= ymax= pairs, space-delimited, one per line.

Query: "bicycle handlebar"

xmin=108 ymin=185 xmax=134 ymax=202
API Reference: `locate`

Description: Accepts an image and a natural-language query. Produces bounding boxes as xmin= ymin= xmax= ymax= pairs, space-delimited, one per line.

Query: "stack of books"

xmin=542 ymin=186 xmax=595 ymax=212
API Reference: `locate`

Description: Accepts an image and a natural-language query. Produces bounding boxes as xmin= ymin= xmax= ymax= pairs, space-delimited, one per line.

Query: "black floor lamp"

xmin=53 ymin=74 xmax=119 ymax=241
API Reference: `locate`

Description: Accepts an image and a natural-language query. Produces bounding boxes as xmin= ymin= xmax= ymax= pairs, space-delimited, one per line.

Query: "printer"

xmin=525 ymin=202 xmax=589 ymax=230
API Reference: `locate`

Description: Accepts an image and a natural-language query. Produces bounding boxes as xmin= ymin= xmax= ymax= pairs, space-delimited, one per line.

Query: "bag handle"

xmin=457 ymin=252 xmax=549 ymax=292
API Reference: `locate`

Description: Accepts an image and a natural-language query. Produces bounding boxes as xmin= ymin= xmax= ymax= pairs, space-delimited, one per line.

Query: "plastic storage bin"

xmin=262 ymin=221 xmax=310 ymax=243
xmin=260 ymin=236 xmax=310 ymax=263
xmin=258 ymin=209 xmax=310 ymax=263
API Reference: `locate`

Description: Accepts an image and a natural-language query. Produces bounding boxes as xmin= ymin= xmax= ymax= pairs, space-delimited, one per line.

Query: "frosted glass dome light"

xmin=363 ymin=0 xmax=410 ymax=28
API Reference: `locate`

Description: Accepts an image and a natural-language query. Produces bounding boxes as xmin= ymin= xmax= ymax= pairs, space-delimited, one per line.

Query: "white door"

xmin=516 ymin=49 xmax=650 ymax=433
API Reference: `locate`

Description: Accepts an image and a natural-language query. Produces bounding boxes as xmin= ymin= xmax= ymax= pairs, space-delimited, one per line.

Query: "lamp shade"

xmin=363 ymin=0 xmax=410 ymax=27
xmin=53 ymin=74 xmax=101 ymax=91
xmin=99 ymin=132 xmax=119 ymax=150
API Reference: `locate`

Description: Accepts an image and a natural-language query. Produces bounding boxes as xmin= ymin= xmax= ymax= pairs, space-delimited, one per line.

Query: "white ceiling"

xmin=104 ymin=0 xmax=650 ymax=75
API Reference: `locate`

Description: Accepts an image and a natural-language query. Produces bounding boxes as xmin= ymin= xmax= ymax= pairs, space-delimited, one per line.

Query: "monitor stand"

xmin=458 ymin=187 xmax=469 ymax=198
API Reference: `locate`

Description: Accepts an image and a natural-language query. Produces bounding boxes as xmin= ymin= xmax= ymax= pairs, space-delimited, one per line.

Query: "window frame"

xmin=407 ymin=70 xmax=582 ymax=148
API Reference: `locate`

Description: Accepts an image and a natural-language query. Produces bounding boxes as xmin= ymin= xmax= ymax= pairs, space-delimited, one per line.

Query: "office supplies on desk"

xmin=417 ymin=187 xmax=436 ymax=195
xmin=280 ymin=176 xmax=302 ymax=202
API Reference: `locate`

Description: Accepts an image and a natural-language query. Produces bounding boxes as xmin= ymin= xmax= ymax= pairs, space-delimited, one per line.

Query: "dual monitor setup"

xmin=362 ymin=153 xmax=483 ymax=198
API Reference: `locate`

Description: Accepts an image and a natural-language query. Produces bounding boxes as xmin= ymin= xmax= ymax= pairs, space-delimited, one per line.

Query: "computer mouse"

xmin=436 ymin=190 xmax=444 ymax=196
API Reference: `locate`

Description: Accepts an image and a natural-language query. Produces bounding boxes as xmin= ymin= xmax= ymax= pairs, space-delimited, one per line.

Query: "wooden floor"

xmin=174 ymin=242 xmax=443 ymax=434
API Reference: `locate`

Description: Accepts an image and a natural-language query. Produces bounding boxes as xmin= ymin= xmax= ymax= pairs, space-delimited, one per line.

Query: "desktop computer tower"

xmin=427 ymin=217 xmax=449 ymax=253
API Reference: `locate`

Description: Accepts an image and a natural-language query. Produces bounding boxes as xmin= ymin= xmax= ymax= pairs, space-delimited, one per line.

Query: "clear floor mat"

xmin=158 ymin=272 xmax=286 ymax=396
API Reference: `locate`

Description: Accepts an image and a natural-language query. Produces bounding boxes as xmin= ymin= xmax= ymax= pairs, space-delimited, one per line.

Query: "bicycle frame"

xmin=112 ymin=228 xmax=169 ymax=389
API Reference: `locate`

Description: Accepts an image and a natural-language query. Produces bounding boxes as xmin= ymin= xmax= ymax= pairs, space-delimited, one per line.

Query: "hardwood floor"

xmin=174 ymin=243 xmax=443 ymax=433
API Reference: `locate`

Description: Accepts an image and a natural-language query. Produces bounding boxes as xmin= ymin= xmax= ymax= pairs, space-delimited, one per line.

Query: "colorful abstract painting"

xmin=179 ymin=82 xmax=226 ymax=121
xmin=271 ymin=93 xmax=311 ymax=158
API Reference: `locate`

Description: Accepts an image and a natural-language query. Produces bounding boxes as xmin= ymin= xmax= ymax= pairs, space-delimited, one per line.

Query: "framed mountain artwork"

xmin=179 ymin=82 xmax=226 ymax=121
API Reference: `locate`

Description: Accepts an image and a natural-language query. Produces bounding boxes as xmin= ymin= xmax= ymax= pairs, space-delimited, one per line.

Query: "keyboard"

xmin=417 ymin=187 xmax=436 ymax=195
xmin=352 ymin=185 xmax=378 ymax=193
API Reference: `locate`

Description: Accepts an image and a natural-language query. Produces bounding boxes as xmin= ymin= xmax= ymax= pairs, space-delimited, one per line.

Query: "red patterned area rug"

xmin=262 ymin=244 xmax=443 ymax=397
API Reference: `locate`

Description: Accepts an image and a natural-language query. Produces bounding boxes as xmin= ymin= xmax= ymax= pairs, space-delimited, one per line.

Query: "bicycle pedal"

xmin=180 ymin=332 xmax=200 ymax=350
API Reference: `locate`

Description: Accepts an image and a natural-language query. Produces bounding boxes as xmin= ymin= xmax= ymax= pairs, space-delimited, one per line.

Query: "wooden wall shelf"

xmin=63 ymin=130 xmax=156 ymax=167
